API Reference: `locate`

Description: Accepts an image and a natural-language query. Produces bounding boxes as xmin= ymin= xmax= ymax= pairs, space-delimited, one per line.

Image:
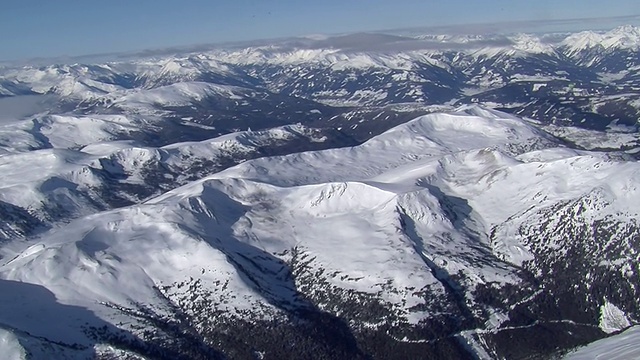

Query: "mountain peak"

xmin=561 ymin=24 xmax=640 ymax=55
xmin=510 ymin=33 xmax=556 ymax=55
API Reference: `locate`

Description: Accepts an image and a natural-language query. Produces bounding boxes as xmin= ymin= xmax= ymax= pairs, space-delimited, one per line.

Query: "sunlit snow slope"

xmin=565 ymin=326 xmax=640 ymax=360
xmin=0 ymin=106 xmax=638 ymax=359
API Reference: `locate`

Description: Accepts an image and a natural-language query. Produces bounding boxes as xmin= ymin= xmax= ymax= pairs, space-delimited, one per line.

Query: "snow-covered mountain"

xmin=565 ymin=326 xmax=640 ymax=359
xmin=1 ymin=24 xmax=640 ymax=359
xmin=2 ymin=26 xmax=640 ymax=139
xmin=0 ymin=104 xmax=638 ymax=359
xmin=561 ymin=25 xmax=640 ymax=55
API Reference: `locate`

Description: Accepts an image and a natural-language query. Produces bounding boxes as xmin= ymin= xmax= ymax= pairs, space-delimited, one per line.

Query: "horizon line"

xmin=2 ymin=14 xmax=639 ymax=66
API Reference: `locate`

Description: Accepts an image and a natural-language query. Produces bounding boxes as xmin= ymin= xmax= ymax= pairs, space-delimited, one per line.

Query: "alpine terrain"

xmin=1 ymin=25 xmax=640 ymax=359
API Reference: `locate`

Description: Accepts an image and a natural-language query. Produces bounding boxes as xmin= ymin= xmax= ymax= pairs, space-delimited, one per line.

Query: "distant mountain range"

xmin=0 ymin=25 xmax=639 ymax=359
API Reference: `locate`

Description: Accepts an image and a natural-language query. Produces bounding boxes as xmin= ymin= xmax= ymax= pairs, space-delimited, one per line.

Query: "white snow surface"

xmin=2 ymin=105 xmax=640 ymax=350
xmin=0 ymin=329 xmax=25 ymax=360
xmin=599 ymin=300 xmax=632 ymax=334
xmin=0 ymin=123 xmax=324 ymax=214
xmin=0 ymin=112 xmax=142 ymax=155
xmin=112 ymin=81 xmax=243 ymax=111
xmin=561 ymin=25 xmax=640 ymax=55
xmin=565 ymin=326 xmax=640 ymax=360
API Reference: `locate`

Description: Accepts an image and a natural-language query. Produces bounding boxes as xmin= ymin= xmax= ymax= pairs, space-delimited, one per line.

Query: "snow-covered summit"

xmin=1 ymin=21 xmax=640 ymax=358
xmin=560 ymin=25 xmax=640 ymax=55
xmin=0 ymin=103 xmax=638 ymax=358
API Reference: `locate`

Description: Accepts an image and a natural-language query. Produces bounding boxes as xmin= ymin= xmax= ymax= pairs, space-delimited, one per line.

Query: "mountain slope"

xmin=0 ymin=107 xmax=638 ymax=358
xmin=2 ymin=25 xmax=640 ymax=359
xmin=0 ymin=123 xmax=357 ymax=243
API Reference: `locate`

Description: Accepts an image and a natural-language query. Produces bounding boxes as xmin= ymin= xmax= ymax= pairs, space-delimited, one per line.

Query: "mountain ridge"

xmin=1 ymin=24 xmax=640 ymax=359
xmin=1 ymin=105 xmax=638 ymax=358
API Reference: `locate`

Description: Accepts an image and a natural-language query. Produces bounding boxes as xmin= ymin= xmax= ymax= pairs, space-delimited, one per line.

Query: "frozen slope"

xmin=0 ymin=122 xmax=345 ymax=242
xmin=565 ymin=326 xmax=640 ymax=359
xmin=0 ymin=107 xmax=639 ymax=358
xmin=0 ymin=329 xmax=25 ymax=360
xmin=214 ymin=105 xmax=551 ymax=187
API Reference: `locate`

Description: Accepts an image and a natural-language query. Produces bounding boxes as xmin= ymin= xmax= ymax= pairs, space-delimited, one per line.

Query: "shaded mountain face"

xmin=0 ymin=26 xmax=639 ymax=359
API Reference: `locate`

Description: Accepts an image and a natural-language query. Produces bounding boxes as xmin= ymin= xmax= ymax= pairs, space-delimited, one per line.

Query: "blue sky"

xmin=1 ymin=0 xmax=640 ymax=60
